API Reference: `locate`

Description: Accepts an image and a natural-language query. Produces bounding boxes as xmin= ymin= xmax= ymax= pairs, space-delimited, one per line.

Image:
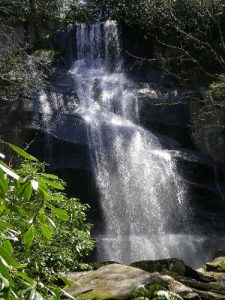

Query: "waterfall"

xmin=71 ymin=21 xmax=194 ymax=264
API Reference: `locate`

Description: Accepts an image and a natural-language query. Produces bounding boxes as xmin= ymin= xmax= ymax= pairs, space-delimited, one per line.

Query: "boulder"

xmin=92 ymin=261 xmax=121 ymax=270
xmin=206 ymin=257 xmax=225 ymax=273
xmin=64 ymin=262 xmax=225 ymax=300
xmin=130 ymin=259 xmax=214 ymax=282
xmin=64 ymin=263 xmax=169 ymax=299
xmin=130 ymin=258 xmax=186 ymax=276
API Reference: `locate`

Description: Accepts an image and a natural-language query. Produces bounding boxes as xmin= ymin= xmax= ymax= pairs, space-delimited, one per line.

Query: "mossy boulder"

xmin=64 ymin=261 xmax=225 ymax=300
xmin=64 ymin=264 xmax=169 ymax=299
xmin=183 ymin=293 xmax=201 ymax=299
xmin=206 ymin=258 xmax=225 ymax=273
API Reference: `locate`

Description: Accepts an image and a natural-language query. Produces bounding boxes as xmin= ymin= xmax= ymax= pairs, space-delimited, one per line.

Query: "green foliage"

xmin=133 ymin=284 xmax=183 ymax=300
xmin=69 ymin=0 xmax=225 ymax=85
xmin=0 ymin=142 xmax=94 ymax=299
xmin=209 ymin=74 xmax=225 ymax=97
xmin=65 ymin=2 xmax=95 ymax=24
xmin=133 ymin=284 xmax=166 ymax=299
xmin=0 ymin=1 xmax=66 ymax=101
xmin=0 ymin=0 xmax=64 ymax=27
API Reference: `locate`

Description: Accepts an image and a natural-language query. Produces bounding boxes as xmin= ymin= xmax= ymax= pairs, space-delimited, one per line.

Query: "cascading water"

xmin=71 ymin=20 xmax=195 ymax=264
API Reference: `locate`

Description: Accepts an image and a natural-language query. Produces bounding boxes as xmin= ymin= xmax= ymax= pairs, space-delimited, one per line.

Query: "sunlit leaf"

xmin=50 ymin=206 xmax=69 ymax=221
xmin=0 ymin=162 xmax=19 ymax=180
xmin=41 ymin=178 xmax=64 ymax=190
xmin=34 ymin=291 xmax=44 ymax=300
xmin=38 ymin=209 xmax=46 ymax=222
xmin=51 ymin=287 xmax=61 ymax=300
xmin=0 ymin=261 xmax=14 ymax=287
xmin=42 ymin=173 xmax=59 ymax=180
xmin=0 ymin=273 xmax=10 ymax=289
xmin=31 ymin=180 xmax=39 ymax=191
xmin=3 ymin=240 xmax=13 ymax=255
xmin=47 ymin=216 xmax=56 ymax=229
xmin=23 ymin=226 xmax=35 ymax=248
xmin=0 ymin=170 xmax=8 ymax=194
xmin=40 ymin=223 xmax=52 ymax=240
xmin=8 ymin=143 xmax=37 ymax=161
xmin=61 ymin=289 xmax=76 ymax=299
xmin=29 ymin=290 xmax=44 ymax=300
xmin=61 ymin=276 xmax=72 ymax=288
xmin=0 ymin=219 xmax=12 ymax=229
xmin=0 ymin=246 xmax=20 ymax=268
xmin=37 ymin=178 xmax=50 ymax=199
xmin=18 ymin=181 xmax=32 ymax=201
xmin=16 ymin=272 xmax=35 ymax=285
xmin=0 ymin=153 xmax=5 ymax=159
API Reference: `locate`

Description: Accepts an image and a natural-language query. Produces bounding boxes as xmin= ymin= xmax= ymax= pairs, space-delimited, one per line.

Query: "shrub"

xmin=0 ymin=142 xmax=94 ymax=299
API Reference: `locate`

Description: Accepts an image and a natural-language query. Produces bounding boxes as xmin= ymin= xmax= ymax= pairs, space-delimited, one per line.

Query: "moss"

xmin=183 ymin=293 xmax=200 ymax=300
xmin=206 ymin=258 xmax=225 ymax=272
xmin=209 ymin=75 xmax=225 ymax=97
xmin=75 ymin=290 xmax=113 ymax=300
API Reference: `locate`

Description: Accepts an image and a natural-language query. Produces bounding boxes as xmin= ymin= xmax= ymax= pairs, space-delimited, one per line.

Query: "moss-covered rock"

xmin=64 ymin=261 xmax=225 ymax=300
xmin=183 ymin=293 xmax=200 ymax=299
xmin=206 ymin=258 xmax=225 ymax=273
xmin=64 ymin=264 xmax=169 ymax=299
xmin=75 ymin=290 xmax=113 ymax=300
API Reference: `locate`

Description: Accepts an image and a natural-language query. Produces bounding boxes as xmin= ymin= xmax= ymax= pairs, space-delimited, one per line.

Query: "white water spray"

xmin=72 ymin=21 xmax=192 ymax=263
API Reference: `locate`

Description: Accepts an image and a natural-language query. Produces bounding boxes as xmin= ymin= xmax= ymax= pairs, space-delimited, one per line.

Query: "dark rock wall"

xmin=1 ymin=23 xmax=225 ymax=250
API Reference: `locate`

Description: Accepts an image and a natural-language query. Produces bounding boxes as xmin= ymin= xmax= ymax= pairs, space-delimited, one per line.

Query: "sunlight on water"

xmin=71 ymin=21 xmax=195 ymax=265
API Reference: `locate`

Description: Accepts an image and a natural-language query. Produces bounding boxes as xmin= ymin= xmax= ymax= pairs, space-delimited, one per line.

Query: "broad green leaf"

xmin=50 ymin=206 xmax=69 ymax=221
xmin=0 ymin=261 xmax=14 ymax=287
xmin=14 ymin=179 xmax=21 ymax=193
xmin=0 ymin=273 xmax=10 ymax=289
xmin=37 ymin=178 xmax=50 ymax=199
xmin=23 ymin=226 xmax=35 ymax=248
xmin=41 ymin=178 xmax=64 ymax=190
xmin=18 ymin=182 xmax=32 ymax=201
xmin=0 ymin=219 xmax=12 ymax=229
xmin=16 ymin=272 xmax=35 ymax=285
xmin=0 ymin=246 xmax=20 ymax=268
xmin=42 ymin=173 xmax=59 ymax=180
xmin=0 ymin=162 xmax=19 ymax=180
xmin=61 ymin=276 xmax=72 ymax=288
xmin=40 ymin=223 xmax=52 ymax=240
xmin=51 ymin=287 xmax=61 ymax=300
xmin=3 ymin=240 xmax=13 ymax=255
xmin=38 ymin=209 xmax=46 ymax=222
xmin=8 ymin=144 xmax=37 ymax=161
xmin=0 ymin=170 xmax=8 ymax=194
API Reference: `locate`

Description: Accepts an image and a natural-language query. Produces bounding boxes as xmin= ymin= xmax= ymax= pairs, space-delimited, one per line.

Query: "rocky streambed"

xmin=64 ymin=256 xmax=225 ymax=300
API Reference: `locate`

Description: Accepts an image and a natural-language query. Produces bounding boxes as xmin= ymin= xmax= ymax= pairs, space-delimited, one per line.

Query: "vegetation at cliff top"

xmin=0 ymin=142 xmax=94 ymax=299
xmin=1 ymin=0 xmax=225 ymax=99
